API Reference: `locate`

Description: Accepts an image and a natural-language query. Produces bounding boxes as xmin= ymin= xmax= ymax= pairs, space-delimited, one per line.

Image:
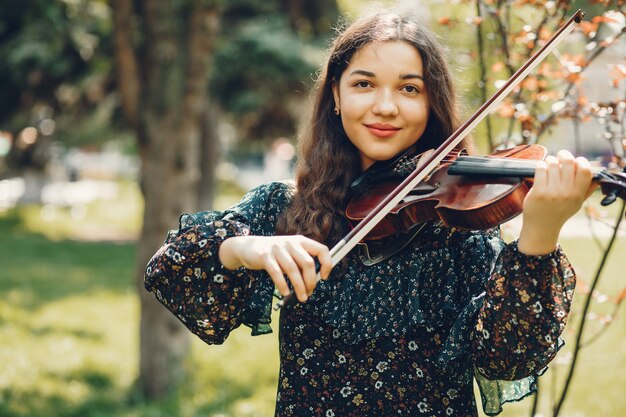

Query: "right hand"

xmin=218 ymin=235 xmax=333 ymax=302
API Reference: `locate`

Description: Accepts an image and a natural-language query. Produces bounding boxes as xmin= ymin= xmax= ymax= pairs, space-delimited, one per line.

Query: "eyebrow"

xmin=349 ymin=69 xmax=424 ymax=81
xmin=400 ymin=73 xmax=424 ymax=81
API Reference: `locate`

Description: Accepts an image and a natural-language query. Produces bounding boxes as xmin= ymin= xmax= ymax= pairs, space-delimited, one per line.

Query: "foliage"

xmin=0 ymin=0 xmax=340 ymax=170
xmin=0 ymin=0 xmax=119 ymax=173
xmin=211 ymin=15 xmax=323 ymax=141
xmin=209 ymin=0 xmax=338 ymax=145
xmin=0 ymin=0 xmax=108 ymax=125
xmin=2 ymin=0 xmax=625 ymax=414
xmin=432 ymin=0 xmax=626 ymax=158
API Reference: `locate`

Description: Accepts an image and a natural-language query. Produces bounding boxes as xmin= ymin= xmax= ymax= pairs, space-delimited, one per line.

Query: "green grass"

xmin=0 ymin=214 xmax=140 ymax=416
xmin=0 ymin=189 xmax=625 ymax=417
xmin=0 ymin=182 xmax=279 ymax=417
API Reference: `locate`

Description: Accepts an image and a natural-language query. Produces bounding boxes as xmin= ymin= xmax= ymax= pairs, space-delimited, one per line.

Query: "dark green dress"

xmin=144 ymin=181 xmax=575 ymax=417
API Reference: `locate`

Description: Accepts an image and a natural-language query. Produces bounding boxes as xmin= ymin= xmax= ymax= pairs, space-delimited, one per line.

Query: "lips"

xmin=365 ymin=123 xmax=401 ymax=138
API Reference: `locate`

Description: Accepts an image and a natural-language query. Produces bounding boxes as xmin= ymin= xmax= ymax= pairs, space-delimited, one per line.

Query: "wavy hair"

xmin=276 ymin=12 xmax=471 ymax=245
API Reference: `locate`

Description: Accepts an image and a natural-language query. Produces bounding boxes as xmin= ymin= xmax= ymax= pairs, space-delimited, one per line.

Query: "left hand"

xmin=518 ymin=150 xmax=595 ymax=255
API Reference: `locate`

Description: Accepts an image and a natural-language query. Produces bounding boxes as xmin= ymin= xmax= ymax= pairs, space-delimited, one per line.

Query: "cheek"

xmin=408 ymin=102 xmax=430 ymax=127
xmin=341 ymin=117 xmax=360 ymax=142
xmin=340 ymin=94 xmax=368 ymax=118
xmin=339 ymin=99 xmax=367 ymax=133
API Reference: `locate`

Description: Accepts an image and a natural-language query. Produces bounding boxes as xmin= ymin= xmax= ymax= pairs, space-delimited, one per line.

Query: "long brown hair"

xmin=277 ymin=12 xmax=471 ymax=245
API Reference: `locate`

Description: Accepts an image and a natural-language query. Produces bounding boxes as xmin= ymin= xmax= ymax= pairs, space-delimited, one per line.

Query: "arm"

xmin=471 ymin=150 xmax=592 ymax=380
xmin=145 ymin=219 xmax=262 ymax=344
xmin=144 ymin=181 xmax=333 ymax=343
xmin=471 ymin=243 xmax=575 ymax=380
xmin=219 ymin=235 xmax=332 ymax=303
xmin=144 ymin=182 xmax=291 ymax=343
xmin=518 ymin=150 xmax=594 ymax=255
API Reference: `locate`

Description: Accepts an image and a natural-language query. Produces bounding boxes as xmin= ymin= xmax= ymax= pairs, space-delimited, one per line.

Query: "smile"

xmin=365 ymin=123 xmax=401 ymax=138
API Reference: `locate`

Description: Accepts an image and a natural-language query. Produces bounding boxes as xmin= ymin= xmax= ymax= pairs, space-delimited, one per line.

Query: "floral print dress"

xmin=144 ymin=181 xmax=576 ymax=417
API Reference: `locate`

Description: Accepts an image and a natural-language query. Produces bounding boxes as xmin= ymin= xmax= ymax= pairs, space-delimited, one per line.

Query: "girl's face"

xmin=332 ymin=41 xmax=430 ymax=170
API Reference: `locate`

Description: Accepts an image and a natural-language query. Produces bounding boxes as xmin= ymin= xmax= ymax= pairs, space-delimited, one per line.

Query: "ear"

xmin=331 ymin=80 xmax=340 ymax=109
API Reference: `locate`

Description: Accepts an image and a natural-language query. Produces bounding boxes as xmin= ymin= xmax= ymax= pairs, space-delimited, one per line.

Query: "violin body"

xmin=345 ymin=145 xmax=547 ymax=239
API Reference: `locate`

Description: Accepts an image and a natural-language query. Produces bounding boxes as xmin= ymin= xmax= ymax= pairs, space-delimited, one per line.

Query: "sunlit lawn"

xmin=0 ymin=183 xmax=624 ymax=417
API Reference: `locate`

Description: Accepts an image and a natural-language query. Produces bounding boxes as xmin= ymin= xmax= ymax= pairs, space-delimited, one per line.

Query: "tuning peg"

xmin=600 ymin=189 xmax=619 ymax=206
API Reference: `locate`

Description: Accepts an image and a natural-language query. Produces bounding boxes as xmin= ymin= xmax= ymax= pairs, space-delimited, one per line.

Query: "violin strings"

xmin=456 ymin=156 xmax=607 ymax=171
xmin=452 ymin=156 xmax=606 ymax=177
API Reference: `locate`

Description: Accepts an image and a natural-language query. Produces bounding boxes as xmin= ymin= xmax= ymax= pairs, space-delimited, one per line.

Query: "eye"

xmin=353 ymin=80 xmax=371 ymax=89
xmin=401 ymin=84 xmax=421 ymax=94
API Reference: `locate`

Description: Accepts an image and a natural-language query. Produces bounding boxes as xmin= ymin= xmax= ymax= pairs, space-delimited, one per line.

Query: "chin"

xmin=371 ymin=151 xmax=401 ymax=162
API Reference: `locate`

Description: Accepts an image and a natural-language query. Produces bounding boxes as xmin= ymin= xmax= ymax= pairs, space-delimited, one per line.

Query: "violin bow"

xmin=274 ymin=9 xmax=586 ymax=310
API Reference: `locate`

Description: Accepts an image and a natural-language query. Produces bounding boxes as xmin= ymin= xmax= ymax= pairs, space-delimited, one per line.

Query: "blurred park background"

xmin=1 ymin=0 xmax=625 ymax=416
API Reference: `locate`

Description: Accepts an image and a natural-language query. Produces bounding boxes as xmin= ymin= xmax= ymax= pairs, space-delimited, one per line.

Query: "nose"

xmin=372 ymin=89 xmax=398 ymax=117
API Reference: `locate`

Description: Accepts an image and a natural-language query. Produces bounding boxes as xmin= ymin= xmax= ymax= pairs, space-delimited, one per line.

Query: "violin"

xmin=274 ymin=9 xmax=610 ymax=310
xmin=345 ymin=144 xmax=626 ymax=240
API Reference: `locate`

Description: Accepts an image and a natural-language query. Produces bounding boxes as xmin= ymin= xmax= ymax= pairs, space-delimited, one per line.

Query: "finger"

xmin=574 ymin=156 xmax=594 ymax=198
xmin=273 ymin=246 xmax=308 ymax=302
xmin=286 ymin=240 xmax=319 ymax=296
xmin=544 ymin=155 xmax=560 ymax=189
xmin=557 ymin=150 xmax=576 ymax=191
xmin=262 ymin=255 xmax=291 ymax=297
xmin=533 ymin=159 xmax=548 ymax=193
xmin=556 ymin=149 xmax=575 ymax=161
xmin=300 ymin=239 xmax=333 ymax=280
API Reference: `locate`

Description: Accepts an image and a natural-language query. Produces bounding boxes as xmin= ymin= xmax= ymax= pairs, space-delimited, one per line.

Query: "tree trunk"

xmin=197 ymin=100 xmax=221 ymax=210
xmin=111 ymin=0 xmax=221 ymax=399
xmin=136 ymin=122 xmax=194 ymax=398
xmin=18 ymin=168 xmax=46 ymax=204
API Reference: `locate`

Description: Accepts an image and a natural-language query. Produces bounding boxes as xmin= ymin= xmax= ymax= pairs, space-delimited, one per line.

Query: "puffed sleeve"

xmin=435 ymin=229 xmax=575 ymax=416
xmin=471 ymin=241 xmax=575 ymax=380
xmin=470 ymin=239 xmax=575 ymax=416
xmin=144 ymin=181 xmax=292 ymax=345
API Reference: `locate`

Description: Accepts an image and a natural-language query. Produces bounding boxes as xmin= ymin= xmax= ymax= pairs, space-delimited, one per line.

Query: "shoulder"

xmin=176 ymin=181 xmax=294 ymax=229
xmin=226 ymin=180 xmax=296 ymax=225
xmin=241 ymin=180 xmax=295 ymax=208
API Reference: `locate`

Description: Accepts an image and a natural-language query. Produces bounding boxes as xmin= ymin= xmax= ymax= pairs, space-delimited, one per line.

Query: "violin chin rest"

xmin=357 ymin=222 xmax=427 ymax=266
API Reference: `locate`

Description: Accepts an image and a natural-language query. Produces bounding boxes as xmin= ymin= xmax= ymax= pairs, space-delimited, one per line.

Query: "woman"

xmin=145 ymin=12 xmax=593 ymax=416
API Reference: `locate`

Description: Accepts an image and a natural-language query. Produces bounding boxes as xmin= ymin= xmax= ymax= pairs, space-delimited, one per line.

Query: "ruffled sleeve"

xmin=472 ymin=241 xmax=575 ymax=379
xmin=432 ymin=229 xmax=575 ymax=416
xmin=470 ymin=241 xmax=575 ymax=415
xmin=144 ymin=181 xmax=293 ymax=344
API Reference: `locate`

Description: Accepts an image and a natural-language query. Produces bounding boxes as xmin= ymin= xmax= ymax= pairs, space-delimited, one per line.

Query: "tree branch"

xmin=474 ymin=0 xmax=494 ymax=149
xmin=536 ymin=25 xmax=626 ymax=142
